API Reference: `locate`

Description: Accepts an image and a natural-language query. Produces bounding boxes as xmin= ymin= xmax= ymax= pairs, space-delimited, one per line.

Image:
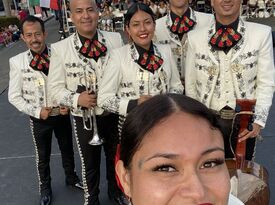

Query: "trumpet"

xmin=81 ymin=70 xmax=104 ymax=146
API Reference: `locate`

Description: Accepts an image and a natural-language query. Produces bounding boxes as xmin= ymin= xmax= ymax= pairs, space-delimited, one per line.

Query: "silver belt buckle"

xmin=49 ymin=107 xmax=60 ymax=116
xmin=220 ymin=109 xmax=235 ymax=120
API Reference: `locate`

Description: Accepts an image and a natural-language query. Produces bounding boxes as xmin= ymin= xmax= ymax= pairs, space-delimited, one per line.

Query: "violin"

xmin=226 ymin=99 xmax=270 ymax=205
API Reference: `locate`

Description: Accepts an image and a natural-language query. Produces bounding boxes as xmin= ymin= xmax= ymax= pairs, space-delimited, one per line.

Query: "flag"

xmin=40 ymin=0 xmax=50 ymax=8
xmin=28 ymin=0 xmax=59 ymax=10
xmin=28 ymin=0 xmax=40 ymax=7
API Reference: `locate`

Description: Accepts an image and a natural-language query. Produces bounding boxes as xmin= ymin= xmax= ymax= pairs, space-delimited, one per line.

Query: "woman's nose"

xmin=177 ymin=171 xmax=206 ymax=201
xmin=139 ymin=23 xmax=146 ymax=31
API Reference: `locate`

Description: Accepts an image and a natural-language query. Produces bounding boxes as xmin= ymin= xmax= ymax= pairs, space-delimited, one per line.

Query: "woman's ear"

xmin=125 ymin=26 xmax=133 ymax=43
xmin=116 ymin=160 xmax=132 ymax=198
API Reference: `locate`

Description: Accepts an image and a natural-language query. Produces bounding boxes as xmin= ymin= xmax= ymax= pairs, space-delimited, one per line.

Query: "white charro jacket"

xmin=8 ymin=48 xmax=52 ymax=119
xmin=185 ymin=17 xmax=275 ymax=127
xmin=47 ymin=30 xmax=123 ymax=117
xmin=98 ymin=43 xmax=184 ymax=117
xmin=154 ymin=9 xmax=212 ymax=78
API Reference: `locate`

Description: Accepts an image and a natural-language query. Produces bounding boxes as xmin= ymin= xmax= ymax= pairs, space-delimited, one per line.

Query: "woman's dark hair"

xmin=120 ymin=94 xmax=222 ymax=169
xmin=21 ymin=15 xmax=45 ymax=34
xmin=124 ymin=2 xmax=156 ymax=27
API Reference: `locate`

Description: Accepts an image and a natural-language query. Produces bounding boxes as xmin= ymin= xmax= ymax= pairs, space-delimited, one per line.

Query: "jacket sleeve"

xmin=254 ymin=27 xmax=275 ymax=127
xmin=47 ymin=44 xmax=80 ymax=110
xmin=8 ymin=57 xmax=41 ymax=118
xmin=167 ymin=47 xmax=184 ymax=94
xmin=98 ymin=50 xmax=130 ymax=116
xmin=185 ymin=39 xmax=197 ymax=100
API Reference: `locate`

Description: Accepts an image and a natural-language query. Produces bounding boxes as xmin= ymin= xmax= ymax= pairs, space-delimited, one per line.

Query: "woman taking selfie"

xmin=116 ymin=94 xmax=244 ymax=205
xmin=98 ymin=3 xmax=183 ymax=118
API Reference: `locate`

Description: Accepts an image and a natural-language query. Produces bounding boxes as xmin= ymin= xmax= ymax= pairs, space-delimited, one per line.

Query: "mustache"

xmin=31 ymin=41 xmax=41 ymax=45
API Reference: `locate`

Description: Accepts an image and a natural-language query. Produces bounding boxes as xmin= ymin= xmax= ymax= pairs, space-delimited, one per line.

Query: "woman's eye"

xmin=153 ymin=165 xmax=176 ymax=172
xmin=201 ymin=159 xmax=224 ymax=169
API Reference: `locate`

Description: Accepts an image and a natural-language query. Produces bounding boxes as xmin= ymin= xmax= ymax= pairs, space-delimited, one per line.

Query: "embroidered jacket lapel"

xmin=27 ymin=47 xmax=51 ymax=74
xmin=231 ymin=18 xmax=246 ymax=62
xmin=207 ymin=21 xmax=220 ymax=65
xmin=130 ymin=44 xmax=167 ymax=96
xmin=166 ymin=12 xmax=182 ymax=46
xmin=73 ymin=32 xmax=95 ymax=70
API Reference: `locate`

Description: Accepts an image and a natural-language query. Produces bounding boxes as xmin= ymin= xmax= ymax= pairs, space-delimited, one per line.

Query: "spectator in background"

xmin=41 ymin=7 xmax=49 ymax=19
xmin=8 ymin=24 xmax=21 ymax=41
xmin=17 ymin=7 xmax=28 ymax=22
xmin=101 ymin=4 xmax=114 ymax=31
xmin=0 ymin=30 xmax=10 ymax=47
xmin=0 ymin=27 xmax=13 ymax=47
xmin=157 ymin=0 xmax=167 ymax=17
xmin=149 ymin=0 xmax=158 ymax=15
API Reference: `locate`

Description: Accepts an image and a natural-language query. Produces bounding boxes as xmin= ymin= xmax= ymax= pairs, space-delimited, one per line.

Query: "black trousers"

xmin=29 ymin=115 xmax=79 ymax=197
xmin=73 ymin=113 xmax=119 ymax=205
xmin=217 ymin=116 xmax=256 ymax=160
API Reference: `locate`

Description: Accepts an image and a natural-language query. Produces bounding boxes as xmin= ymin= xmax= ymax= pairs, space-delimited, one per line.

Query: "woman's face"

xmin=117 ymin=112 xmax=230 ymax=205
xmin=126 ymin=10 xmax=155 ymax=50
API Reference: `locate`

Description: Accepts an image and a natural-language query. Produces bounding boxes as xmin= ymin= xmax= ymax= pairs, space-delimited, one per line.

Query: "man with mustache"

xmin=8 ymin=16 xmax=82 ymax=205
xmin=47 ymin=0 xmax=125 ymax=204
xmin=185 ymin=0 xmax=275 ymax=160
xmin=154 ymin=0 xmax=212 ymax=84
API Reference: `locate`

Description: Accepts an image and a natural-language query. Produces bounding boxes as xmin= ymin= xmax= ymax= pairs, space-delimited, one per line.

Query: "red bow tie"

xmin=137 ymin=52 xmax=164 ymax=73
xmin=170 ymin=16 xmax=196 ymax=35
xmin=79 ymin=39 xmax=107 ymax=61
xmin=210 ymin=27 xmax=242 ymax=51
xmin=29 ymin=53 xmax=50 ymax=75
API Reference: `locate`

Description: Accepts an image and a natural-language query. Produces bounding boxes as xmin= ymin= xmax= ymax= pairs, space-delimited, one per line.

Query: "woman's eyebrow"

xmin=138 ymin=153 xmax=178 ymax=168
xmin=201 ymin=147 xmax=225 ymax=156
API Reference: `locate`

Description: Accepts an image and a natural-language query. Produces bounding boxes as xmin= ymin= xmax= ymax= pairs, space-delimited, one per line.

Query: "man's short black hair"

xmin=21 ymin=15 xmax=45 ymax=34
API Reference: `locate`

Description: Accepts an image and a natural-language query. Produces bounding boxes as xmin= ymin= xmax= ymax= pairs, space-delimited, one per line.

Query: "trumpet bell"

xmin=88 ymin=133 xmax=104 ymax=145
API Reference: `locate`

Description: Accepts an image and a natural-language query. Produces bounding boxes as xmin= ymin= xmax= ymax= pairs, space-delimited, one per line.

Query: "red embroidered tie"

xmin=170 ymin=16 xmax=196 ymax=34
xmin=210 ymin=27 xmax=242 ymax=51
xmin=79 ymin=39 xmax=107 ymax=61
xmin=29 ymin=53 xmax=50 ymax=75
xmin=137 ymin=52 xmax=164 ymax=73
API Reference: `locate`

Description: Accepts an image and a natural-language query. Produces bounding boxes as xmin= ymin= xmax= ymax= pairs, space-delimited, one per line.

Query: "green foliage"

xmin=0 ymin=17 xmax=20 ymax=28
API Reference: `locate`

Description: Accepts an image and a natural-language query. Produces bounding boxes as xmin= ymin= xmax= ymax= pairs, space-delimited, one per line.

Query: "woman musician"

xmin=98 ymin=2 xmax=183 ymax=121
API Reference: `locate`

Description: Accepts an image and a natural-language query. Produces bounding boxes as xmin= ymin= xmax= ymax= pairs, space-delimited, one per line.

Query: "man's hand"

xmin=138 ymin=95 xmax=152 ymax=105
xmin=40 ymin=107 xmax=52 ymax=120
xmin=60 ymin=106 xmax=69 ymax=115
xmin=77 ymin=91 xmax=97 ymax=108
xmin=238 ymin=123 xmax=262 ymax=142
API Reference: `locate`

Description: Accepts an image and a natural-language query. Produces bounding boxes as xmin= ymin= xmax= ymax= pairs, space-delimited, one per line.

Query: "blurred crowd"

xmin=0 ymin=24 xmax=20 ymax=47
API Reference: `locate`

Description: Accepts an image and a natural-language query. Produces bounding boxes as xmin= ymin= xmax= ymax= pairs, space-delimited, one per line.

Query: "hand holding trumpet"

xmin=59 ymin=106 xmax=70 ymax=115
xmin=78 ymin=91 xmax=97 ymax=109
xmin=40 ymin=107 xmax=52 ymax=120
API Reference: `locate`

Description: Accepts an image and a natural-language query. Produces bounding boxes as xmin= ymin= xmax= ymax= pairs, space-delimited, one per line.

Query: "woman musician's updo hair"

xmin=124 ymin=2 xmax=156 ymax=27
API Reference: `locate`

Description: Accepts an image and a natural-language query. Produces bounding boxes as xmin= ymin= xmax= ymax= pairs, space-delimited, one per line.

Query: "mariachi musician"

xmin=98 ymin=3 xmax=183 ymax=125
xmin=154 ymin=0 xmax=212 ymax=82
xmin=47 ymin=0 xmax=125 ymax=204
xmin=185 ymin=0 xmax=275 ymax=160
xmin=8 ymin=16 xmax=82 ymax=205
